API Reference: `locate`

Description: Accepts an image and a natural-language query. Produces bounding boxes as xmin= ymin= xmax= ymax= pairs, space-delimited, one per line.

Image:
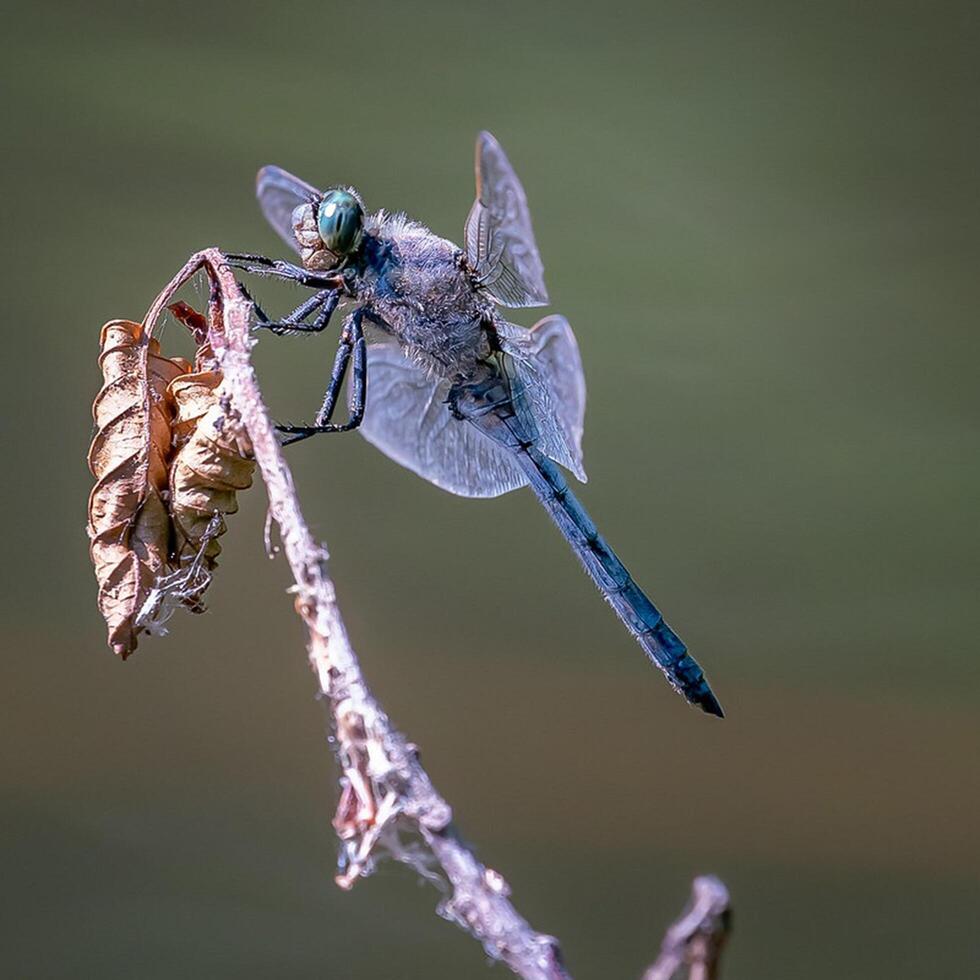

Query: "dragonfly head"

xmin=317 ymin=188 xmax=364 ymax=256
xmin=291 ymin=188 xmax=365 ymax=271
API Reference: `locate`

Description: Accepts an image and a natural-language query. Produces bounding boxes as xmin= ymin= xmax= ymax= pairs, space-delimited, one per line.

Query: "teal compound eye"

xmin=317 ymin=189 xmax=364 ymax=258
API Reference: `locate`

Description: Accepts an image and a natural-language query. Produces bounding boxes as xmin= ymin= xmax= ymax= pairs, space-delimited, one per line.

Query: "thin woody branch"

xmin=643 ymin=876 xmax=731 ymax=980
xmin=145 ymin=249 xmax=570 ymax=980
xmin=141 ymin=249 xmax=730 ymax=980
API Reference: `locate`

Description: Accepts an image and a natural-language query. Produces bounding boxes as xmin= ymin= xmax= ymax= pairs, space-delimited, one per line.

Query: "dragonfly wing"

xmin=497 ymin=316 xmax=587 ymax=482
xmin=464 ymin=131 xmax=549 ymax=309
xmin=352 ymin=341 xmax=528 ymax=498
xmin=256 ymin=165 xmax=322 ymax=254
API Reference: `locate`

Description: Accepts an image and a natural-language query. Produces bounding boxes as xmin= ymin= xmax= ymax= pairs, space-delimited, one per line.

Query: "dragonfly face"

xmin=226 ymin=132 xmax=723 ymax=716
xmin=290 ymin=187 xmax=365 ymax=272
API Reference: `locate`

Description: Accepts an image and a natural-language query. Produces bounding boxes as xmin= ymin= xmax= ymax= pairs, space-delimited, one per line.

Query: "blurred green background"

xmin=2 ymin=1 xmax=978 ymax=977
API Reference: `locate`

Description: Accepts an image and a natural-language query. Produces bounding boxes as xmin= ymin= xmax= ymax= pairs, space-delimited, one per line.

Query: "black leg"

xmin=314 ymin=329 xmax=354 ymax=424
xmin=277 ymin=309 xmax=368 ymax=445
xmin=273 ymin=291 xmax=328 ymax=326
xmin=258 ymin=289 xmax=341 ymax=336
xmin=346 ymin=324 xmax=367 ymax=423
xmin=235 ymin=281 xmax=269 ymax=321
xmin=236 ymin=275 xmax=343 ymax=336
xmin=224 ymin=252 xmax=346 ymax=291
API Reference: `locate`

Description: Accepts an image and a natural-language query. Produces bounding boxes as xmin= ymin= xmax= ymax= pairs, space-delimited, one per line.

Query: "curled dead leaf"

xmin=87 ymin=320 xmax=190 ymax=657
xmin=168 ymin=366 xmax=255 ymax=577
xmin=89 ymin=296 xmax=256 ymax=654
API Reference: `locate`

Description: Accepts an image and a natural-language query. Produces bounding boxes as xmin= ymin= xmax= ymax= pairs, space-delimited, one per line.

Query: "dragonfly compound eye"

xmin=317 ymin=189 xmax=364 ymax=258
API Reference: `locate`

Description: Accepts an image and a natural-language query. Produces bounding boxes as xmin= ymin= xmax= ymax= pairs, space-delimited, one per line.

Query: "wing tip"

xmin=256 ymin=164 xmax=321 ymax=202
xmin=522 ymin=280 xmax=550 ymax=307
xmin=256 ymin=164 xmax=278 ymax=186
xmin=474 ymin=131 xmax=496 ymax=196
xmin=255 ymin=164 xmax=289 ymax=203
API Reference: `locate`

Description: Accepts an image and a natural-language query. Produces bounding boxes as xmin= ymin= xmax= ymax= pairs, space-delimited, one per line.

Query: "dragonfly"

xmin=227 ymin=132 xmax=722 ymax=717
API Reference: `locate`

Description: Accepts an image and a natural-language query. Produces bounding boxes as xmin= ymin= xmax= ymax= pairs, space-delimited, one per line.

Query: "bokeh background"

xmin=2 ymin=2 xmax=978 ymax=977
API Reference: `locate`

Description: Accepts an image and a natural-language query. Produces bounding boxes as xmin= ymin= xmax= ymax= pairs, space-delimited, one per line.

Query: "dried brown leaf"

xmin=168 ymin=354 xmax=255 ymax=576
xmin=88 ymin=291 xmax=256 ymax=652
xmin=87 ymin=320 xmax=189 ymax=657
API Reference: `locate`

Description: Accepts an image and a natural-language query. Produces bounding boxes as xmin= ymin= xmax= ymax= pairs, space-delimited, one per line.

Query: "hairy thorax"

xmin=357 ymin=213 xmax=493 ymax=380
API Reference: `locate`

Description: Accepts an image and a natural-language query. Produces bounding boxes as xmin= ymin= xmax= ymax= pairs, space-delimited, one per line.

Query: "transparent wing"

xmin=497 ymin=316 xmax=587 ymax=482
xmin=464 ymin=131 xmax=549 ymax=308
xmin=256 ymin=165 xmax=322 ymax=254
xmin=352 ymin=341 xmax=528 ymax=498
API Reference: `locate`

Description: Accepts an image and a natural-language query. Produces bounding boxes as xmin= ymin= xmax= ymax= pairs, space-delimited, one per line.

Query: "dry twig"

xmin=643 ymin=876 xmax=731 ymax=980
xmin=139 ymin=249 xmax=731 ymax=980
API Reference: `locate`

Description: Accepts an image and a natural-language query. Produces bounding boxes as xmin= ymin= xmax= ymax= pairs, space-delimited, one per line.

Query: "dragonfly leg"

xmin=224 ymin=252 xmax=347 ymax=291
xmin=277 ymin=309 xmax=367 ymax=445
xmin=245 ymin=286 xmax=341 ymax=336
